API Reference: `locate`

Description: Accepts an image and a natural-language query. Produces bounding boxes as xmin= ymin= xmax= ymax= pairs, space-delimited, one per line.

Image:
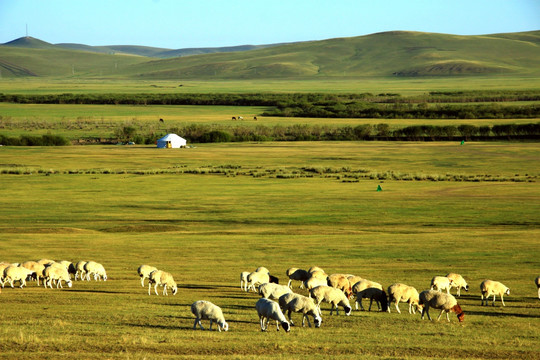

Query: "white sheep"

xmin=480 ymin=280 xmax=510 ymax=306
xmin=240 ymin=271 xmax=250 ymax=291
xmin=419 ymin=289 xmax=465 ymax=322
xmin=255 ymin=298 xmax=290 ymax=332
xmin=535 ymin=276 xmax=540 ymax=300
xmin=255 ymin=266 xmax=270 ymax=274
xmin=148 ymin=270 xmax=177 ymax=296
xmin=351 ymin=278 xmax=383 ymax=310
xmin=246 ymin=271 xmax=270 ymax=292
xmin=138 ymin=265 xmax=158 ymax=288
xmin=37 ymin=259 xmax=55 ymax=266
xmin=355 ymin=287 xmax=389 ymax=312
xmin=75 ymin=261 xmax=88 ymax=281
xmin=58 ymin=260 xmax=77 ymax=278
xmin=21 ymin=261 xmax=46 ymax=286
xmin=446 ymin=273 xmax=469 ymax=297
xmin=84 ymin=261 xmax=107 ymax=281
xmin=278 ymin=292 xmax=322 ymax=328
xmin=308 ymin=266 xmax=325 ymax=274
xmin=387 ymin=283 xmax=422 ymax=314
xmin=310 ymin=285 xmax=352 ymax=316
xmin=3 ymin=265 xmax=34 ymax=288
xmin=303 ymin=276 xmax=328 ymax=292
xmin=191 ymin=300 xmax=229 ymax=332
xmin=43 ymin=264 xmax=73 ymax=289
xmin=430 ymin=276 xmax=453 ymax=294
xmin=286 ymin=267 xmax=310 ymax=289
xmin=258 ymin=282 xmax=292 ymax=300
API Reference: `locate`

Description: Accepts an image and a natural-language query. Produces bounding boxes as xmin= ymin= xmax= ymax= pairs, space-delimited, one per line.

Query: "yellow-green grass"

xmin=0 ymin=142 xmax=539 ymax=358
xmin=1 ymin=75 xmax=540 ymax=95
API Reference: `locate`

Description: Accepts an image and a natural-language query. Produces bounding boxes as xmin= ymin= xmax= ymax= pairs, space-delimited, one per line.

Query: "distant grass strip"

xmin=1 ymin=164 xmax=535 ymax=182
xmin=0 ymin=134 xmax=69 ymax=146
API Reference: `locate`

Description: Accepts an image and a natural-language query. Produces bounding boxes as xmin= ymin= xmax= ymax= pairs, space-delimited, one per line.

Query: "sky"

xmin=1 ymin=0 xmax=539 ymax=49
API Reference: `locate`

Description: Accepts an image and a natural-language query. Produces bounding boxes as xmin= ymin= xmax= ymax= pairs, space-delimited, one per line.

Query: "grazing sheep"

xmin=431 ymin=276 xmax=453 ymax=294
xmin=347 ymin=275 xmax=363 ymax=287
xmin=75 ymin=261 xmax=88 ymax=281
xmin=43 ymin=264 xmax=73 ymax=289
xmin=351 ymin=279 xmax=383 ymax=310
xmin=327 ymin=274 xmax=353 ymax=299
xmin=269 ymin=274 xmax=279 ymax=284
xmin=3 ymin=265 xmax=34 ymax=288
xmin=308 ymin=266 xmax=325 ymax=274
xmin=255 ymin=298 xmax=290 ymax=332
xmin=286 ymin=268 xmax=310 ymax=289
xmin=446 ymin=273 xmax=469 ymax=297
xmin=255 ymin=266 xmax=270 ymax=274
xmin=303 ymin=276 xmax=328 ymax=292
xmin=138 ymin=265 xmax=158 ymax=287
xmin=148 ymin=270 xmax=177 ymax=296
xmin=278 ymin=292 xmax=322 ymax=328
xmin=37 ymin=259 xmax=55 ymax=266
xmin=84 ymin=261 xmax=107 ymax=281
xmin=58 ymin=260 xmax=77 ymax=278
xmin=191 ymin=300 xmax=229 ymax=332
xmin=310 ymin=285 xmax=352 ymax=316
xmin=259 ymin=282 xmax=292 ymax=300
xmin=536 ymin=276 xmax=540 ymax=300
xmin=355 ymin=287 xmax=389 ymax=312
xmin=419 ymin=290 xmax=465 ymax=322
xmin=21 ymin=261 xmax=46 ymax=286
xmin=0 ymin=262 xmax=13 ymax=287
xmin=387 ymin=283 xmax=422 ymax=314
xmin=240 ymin=271 xmax=250 ymax=291
xmin=480 ymin=280 xmax=510 ymax=306
xmin=247 ymin=271 xmax=270 ymax=292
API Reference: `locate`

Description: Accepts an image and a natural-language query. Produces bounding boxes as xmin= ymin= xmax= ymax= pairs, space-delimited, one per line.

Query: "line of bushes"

xmin=0 ymin=134 xmax=69 ymax=146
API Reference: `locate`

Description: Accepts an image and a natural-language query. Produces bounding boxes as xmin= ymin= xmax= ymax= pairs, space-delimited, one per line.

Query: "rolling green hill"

xmin=1 ymin=31 xmax=539 ymax=79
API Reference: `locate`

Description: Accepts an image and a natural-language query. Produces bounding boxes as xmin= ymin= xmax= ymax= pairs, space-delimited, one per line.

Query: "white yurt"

xmin=156 ymin=134 xmax=187 ymax=148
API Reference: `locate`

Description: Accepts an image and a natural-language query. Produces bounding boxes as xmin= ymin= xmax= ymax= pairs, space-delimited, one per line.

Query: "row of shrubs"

xmin=2 ymin=123 xmax=538 ymax=146
xmin=0 ymin=134 xmax=69 ymax=146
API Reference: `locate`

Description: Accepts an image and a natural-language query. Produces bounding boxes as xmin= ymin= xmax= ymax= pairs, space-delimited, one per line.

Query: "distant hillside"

xmin=1 ymin=31 xmax=539 ymax=79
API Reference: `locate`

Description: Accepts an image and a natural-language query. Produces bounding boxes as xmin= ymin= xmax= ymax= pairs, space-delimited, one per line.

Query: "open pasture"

xmin=0 ymin=142 xmax=539 ymax=359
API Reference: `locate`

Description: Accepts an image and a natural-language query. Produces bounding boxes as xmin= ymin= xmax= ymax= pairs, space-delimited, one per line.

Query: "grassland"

xmin=0 ymin=142 xmax=538 ymax=359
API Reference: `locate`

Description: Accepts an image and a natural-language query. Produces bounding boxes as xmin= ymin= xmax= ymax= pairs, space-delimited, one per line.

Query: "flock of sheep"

xmin=141 ymin=264 xmax=540 ymax=332
xmin=2 ymin=260 xmax=538 ymax=334
xmin=0 ymin=259 xmax=107 ymax=290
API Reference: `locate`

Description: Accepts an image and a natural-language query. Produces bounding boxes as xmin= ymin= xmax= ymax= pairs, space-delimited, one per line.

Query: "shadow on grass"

xmin=467 ymin=309 xmax=540 ymax=319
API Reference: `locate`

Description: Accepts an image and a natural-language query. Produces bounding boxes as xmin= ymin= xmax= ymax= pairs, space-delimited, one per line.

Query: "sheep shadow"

xmin=127 ymin=322 xmax=192 ymax=331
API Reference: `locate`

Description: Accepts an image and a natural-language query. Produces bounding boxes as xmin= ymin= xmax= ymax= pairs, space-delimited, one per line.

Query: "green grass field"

xmin=0 ymin=143 xmax=538 ymax=359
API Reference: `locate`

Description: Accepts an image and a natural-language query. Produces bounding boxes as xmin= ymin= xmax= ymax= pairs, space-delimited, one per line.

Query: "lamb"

xmin=286 ymin=268 xmax=310 ymax=289
xmin=480 ymin=280 xmax=510 ymax=306
xmin=255 ymin=298 xmax=290 ymax=332
xmin=84 ymin=261 xmax=107 ymax=281
xmin=419 ymin=289 xmax=465 ymax=322
xmin=3 ymin=265 xmax=34 ymax=288
xmin=355 ymin=287 xmax=389 ymax=312
xmin=191 ymin=300 xmax=229 ymax=332
xmin=43 ymin=264 xmax=73 ymax=289
xmin=138 ymin=265 xmax=158 ymax=287
xmin=258 ymin=282 xmax=292 ymax=300
xmin=327 ymin=273 xmax=353 ymax=299
xmin=310 ymin=285 xmax=352 ymax=316
xmin=351 ymin=278 xmax=383 ymax=310
xmin=75 ymin=261 xmax=88 ymax=281
xmin=536 ymin=276 xmax=540 ymax=300
xmin=387 ymin=283 xmax=422 ymax=314
xmin=430 ymin=276 xmax=453 ymax=294
xmin=240 ymin=271 xmax=250 ymax=291
xmin=21 ymin=261 xmax=46 ymax=286
xmin=278 ymin=292 xmax=322 ymax=328
xmin=148 ymin=270 xmax=177 ymax=296
xmin=446 ymin=273 xmax=469 ymax=297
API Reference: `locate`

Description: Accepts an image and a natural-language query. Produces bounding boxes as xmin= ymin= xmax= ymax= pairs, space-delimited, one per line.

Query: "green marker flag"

xmin=377 ymin=185 xmax=382 ymax=191
xmin=461 ymin=140 xmax=465 ymax=145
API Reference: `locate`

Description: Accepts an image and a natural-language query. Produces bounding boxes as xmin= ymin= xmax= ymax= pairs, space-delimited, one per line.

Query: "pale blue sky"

xmin=1 ymin=0 xmax=539 ymax=49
